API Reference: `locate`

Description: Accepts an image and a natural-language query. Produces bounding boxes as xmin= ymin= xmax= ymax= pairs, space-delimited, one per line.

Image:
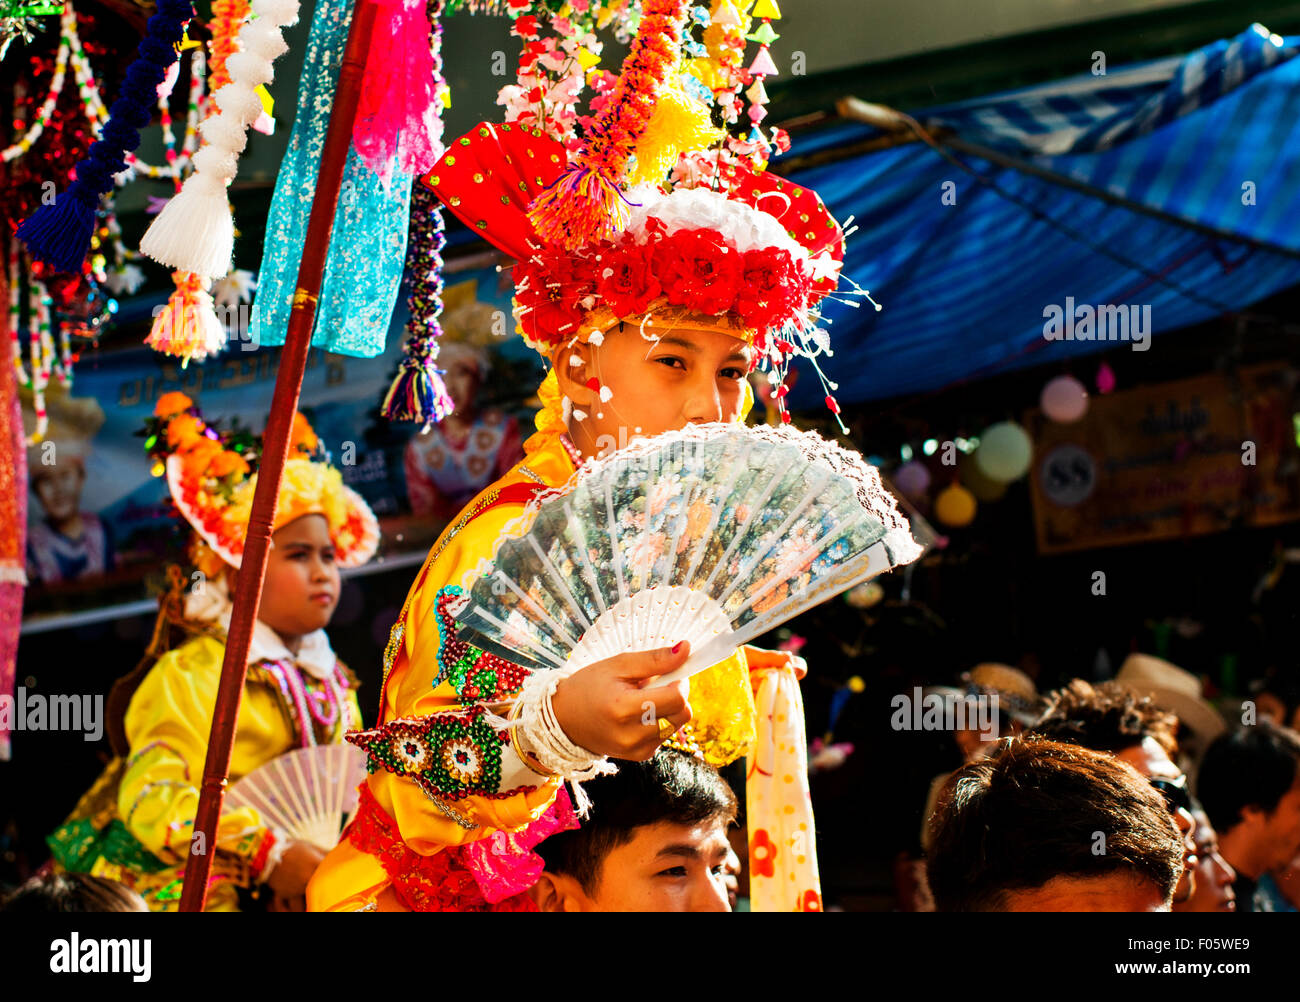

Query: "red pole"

xmin=179 ymin=0 xmax=379 ymax=912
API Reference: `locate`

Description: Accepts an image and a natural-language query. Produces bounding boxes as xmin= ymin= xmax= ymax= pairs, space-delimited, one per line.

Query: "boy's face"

xmin=545 ymin=816 xmax=733 ymax=912
xmin=251 ymin=514 xmax=341 ymax=639
xmin=570 ymin=324 xmax=754 ymax=456
xmin=1255 ymin=766 xmax=1300 ymax=870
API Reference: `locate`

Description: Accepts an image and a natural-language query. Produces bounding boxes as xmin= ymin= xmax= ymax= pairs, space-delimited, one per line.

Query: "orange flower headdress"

xmin=146 ymin=392 xmax=380 ymax=572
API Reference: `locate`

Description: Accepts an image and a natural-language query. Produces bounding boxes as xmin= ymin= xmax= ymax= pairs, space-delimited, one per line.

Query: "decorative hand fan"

xmin=453 ymin=424 xmax=923 ymax=685
xmin=224 ymin=744 xmax=368 ymax=852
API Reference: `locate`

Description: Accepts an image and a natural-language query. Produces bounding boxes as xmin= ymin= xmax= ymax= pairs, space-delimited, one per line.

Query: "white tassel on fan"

xmin=139 ymin=0 xmax=301 ymax=280
xmin=223 ymin=744 xmax=368 ymax=852
xmin=452 ymin=423 xmax=925 ymax=688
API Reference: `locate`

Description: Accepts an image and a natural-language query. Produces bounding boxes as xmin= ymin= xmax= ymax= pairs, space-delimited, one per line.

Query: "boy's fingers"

xmin=608 ymin=641 xmax=691 ymax=681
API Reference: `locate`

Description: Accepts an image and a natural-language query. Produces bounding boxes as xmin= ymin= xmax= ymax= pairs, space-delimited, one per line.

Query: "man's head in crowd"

xmin=926 ymin=737 xmax=1184 ymax=911
xmin=531 ymin=749 xmax=737 ymax=912
xmin=1173 ymin=799 xmax=1236 ymax=912
xmin=1198 ymin=721 xmax=1300 ymax=880
xmin=1030 ymin=679 xmax=1198 ymax=902
xmin=2 ymin=872 xmax=148 ymax=913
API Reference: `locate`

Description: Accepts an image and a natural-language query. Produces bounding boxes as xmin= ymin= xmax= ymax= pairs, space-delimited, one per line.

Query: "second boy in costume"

xmin=47 ymin=395 xmax=379 ymax=910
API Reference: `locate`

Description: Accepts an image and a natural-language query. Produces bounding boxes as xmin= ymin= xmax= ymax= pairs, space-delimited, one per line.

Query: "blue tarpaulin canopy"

xmin=788 ymin=24 xmax=1300 ymax=408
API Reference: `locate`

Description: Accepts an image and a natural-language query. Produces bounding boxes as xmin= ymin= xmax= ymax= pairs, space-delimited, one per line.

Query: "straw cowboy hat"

xmin=1115 ymin=653 xmax=1227 ymax=743
xmin=963 ymin=662 xmax=1041 ymax=725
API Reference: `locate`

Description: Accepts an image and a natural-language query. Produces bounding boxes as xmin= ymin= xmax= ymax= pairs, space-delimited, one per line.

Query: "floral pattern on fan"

xmin=451 ymin=423 xmax=923 ymax=681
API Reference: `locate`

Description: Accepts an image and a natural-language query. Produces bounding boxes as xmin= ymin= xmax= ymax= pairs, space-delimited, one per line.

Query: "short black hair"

xmin=1031 ymin=679 xmax=1179 ymax=756
xmin=1197 ymin=722 xmax=1300 ymax=836
xmin=925 ymin=736 xmax=1183 ymax=911
xmin=2 ymin=872 xmax=146 ymax=913
xmin=535 ymin=750 xmax=737 ymax=895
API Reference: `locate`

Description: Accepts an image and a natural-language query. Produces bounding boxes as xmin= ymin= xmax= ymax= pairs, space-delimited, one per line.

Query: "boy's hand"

xmin=742 ymin=644 xmax=807 ymax=680
xmin=265 ymin=840 xmax=326 ymax=912
xmin=551 ymin=642 xmax=693 ymax=761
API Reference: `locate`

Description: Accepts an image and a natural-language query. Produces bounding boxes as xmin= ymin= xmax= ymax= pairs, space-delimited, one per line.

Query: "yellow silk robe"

xmin=309 ymin=434 xmax=756 ymax=912
xmin=50 ymin=630 xmax=361 ymax=911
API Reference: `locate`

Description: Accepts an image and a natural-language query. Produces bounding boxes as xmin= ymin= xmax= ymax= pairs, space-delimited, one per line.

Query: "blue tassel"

xmin=16 ymin=184 xmax=98 ymax=275
xmin=16 ymin=0 xmax=193 ymax=273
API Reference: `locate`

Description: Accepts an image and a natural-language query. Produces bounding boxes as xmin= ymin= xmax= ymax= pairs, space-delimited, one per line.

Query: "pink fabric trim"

xmin=462 ymin=785 xmax=580 ymax=903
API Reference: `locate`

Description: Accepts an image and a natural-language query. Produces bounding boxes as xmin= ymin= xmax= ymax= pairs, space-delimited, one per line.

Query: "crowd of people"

xmin=921 ymin=667 xmax=1300 ymax=912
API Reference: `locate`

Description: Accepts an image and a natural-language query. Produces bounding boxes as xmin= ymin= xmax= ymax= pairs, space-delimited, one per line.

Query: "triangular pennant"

xmin=749 ymin=45 xmax=779 ymax=77
xmin=746 ymin=21 xmax=779 ymax=44
xmin=713 ymin=0 xmax=744 ymax=28
xmin=751 ymin=0 xmax=782 ymax=19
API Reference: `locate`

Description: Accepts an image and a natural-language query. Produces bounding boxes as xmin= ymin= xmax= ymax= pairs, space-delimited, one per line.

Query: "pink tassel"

xmin=145 ymin=272 xmax=228 ymax=366
xmin=354 ymin=0 xmax=443 ymax=182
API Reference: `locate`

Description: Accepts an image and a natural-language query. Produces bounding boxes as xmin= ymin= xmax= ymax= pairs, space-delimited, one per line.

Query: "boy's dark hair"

xmin=535 ymin=749 xmax=737 ymax=895
xmin=925 ymin=736 xmax=1183 ymax=911
xmin=1030 ymin=679 xmax=1179 ymax=756
xmin=2 ymin=872 xmax=146 ymax=913
xmin=1197 ymin=722 xmax=1300 ymax=836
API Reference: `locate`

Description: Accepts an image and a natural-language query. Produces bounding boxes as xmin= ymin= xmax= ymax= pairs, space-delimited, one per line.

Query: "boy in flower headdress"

xmin=309 ymin=0 xmax=894 ymax=913
xmin=46 ymin=393 xmax=380 ymax=911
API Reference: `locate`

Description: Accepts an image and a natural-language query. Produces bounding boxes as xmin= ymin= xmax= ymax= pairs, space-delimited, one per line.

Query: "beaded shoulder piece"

xmin=347 ymin=704 xmax=538 ymax=809
xmin=433 ymin=586 xmax=530 ymax=701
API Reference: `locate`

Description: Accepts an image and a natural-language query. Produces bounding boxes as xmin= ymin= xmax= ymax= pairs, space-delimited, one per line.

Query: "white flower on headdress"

xmin=623 ymin=184 xmax=814 ymax=278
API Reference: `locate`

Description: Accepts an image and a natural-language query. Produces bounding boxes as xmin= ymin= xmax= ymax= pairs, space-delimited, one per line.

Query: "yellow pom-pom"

xmin=627 ymin=74 xmax=725 ymax=187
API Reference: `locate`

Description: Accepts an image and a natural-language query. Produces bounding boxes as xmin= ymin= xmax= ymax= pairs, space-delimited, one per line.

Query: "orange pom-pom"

xmin=180 ymin=437 xmax=223 ymax=476
xmin=154 ymin=391 xmax=193 ymax=419
xmin=207 ymin=450 xmax=250 ymax=479
xmin=167 ymin=413 xmax=204 ymax=449
xmin=289 ymin=412 xmax=319 ymax=455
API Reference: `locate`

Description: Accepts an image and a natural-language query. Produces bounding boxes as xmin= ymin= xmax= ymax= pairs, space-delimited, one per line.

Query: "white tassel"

xmin=139 ymin=0 xmax=302 ymax=280
xmin=142 ymin=173 xmax=235 ymax=279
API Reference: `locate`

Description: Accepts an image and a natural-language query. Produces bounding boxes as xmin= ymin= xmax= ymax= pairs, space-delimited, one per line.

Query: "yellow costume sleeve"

xmin=346 ymin=435 xmax=756 ymax=853
xmin=353 ymin=451 xmax=572 ymax=853
xmin=117 ymin=634 xmax=287 ymax=874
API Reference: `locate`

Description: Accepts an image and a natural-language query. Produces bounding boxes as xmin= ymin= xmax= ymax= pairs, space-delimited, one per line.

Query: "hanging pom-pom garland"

xmin=16 ymin=0 xmax=194 ymax=274
xmin=207 ymin=0 xmax=251 ymax=92
xmin=383 ymin=4 xmax=453 ymax=426
xmin=526 ymin=0 xmax=693 ymax=250
xmin=383 ymin=187 xmax=454 ymax=425
xmin=140 ymin=0 xmax=301 ymax=280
